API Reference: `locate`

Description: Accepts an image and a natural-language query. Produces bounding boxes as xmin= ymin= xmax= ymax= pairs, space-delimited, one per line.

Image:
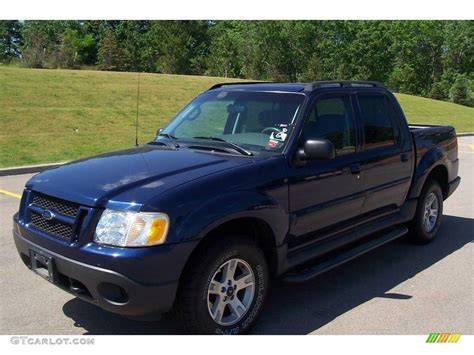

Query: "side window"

xmin=302 ymin=95 xmax=356 ymax=156
xmin=358 ymin=94 xmax=397 ymax=149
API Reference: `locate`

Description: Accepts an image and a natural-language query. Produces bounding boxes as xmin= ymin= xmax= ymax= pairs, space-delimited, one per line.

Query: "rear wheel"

xmin=410 ymin=179 xmax=443 ymax=244
xmin=175 ymin=236 xmax=269 ymax=334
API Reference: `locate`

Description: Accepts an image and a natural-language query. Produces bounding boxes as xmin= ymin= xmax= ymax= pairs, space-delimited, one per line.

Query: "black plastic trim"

xmin=282 ymin=226 xmax=408 ymax=282
xmin=13 ymin=230 xmax=177 ymax=317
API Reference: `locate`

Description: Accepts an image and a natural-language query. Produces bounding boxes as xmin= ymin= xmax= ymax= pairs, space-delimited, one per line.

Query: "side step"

xmin=281 ymin=226 xmax=408 ymax=283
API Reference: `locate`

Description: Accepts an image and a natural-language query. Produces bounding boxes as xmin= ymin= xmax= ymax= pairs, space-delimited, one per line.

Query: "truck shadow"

xmin=62 ymin=214 xmax=473 ymax=335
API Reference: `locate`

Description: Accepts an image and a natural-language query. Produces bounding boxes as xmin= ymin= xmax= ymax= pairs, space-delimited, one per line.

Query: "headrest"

xmin=258 ymin=110 xmax=287 ymax=127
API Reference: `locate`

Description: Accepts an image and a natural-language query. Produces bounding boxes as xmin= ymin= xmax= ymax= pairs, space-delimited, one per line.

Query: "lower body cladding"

xmin=446 ymin=176 xmax=461 ymax=199
xmin=13 ymin=229 xmax=180 ymax=318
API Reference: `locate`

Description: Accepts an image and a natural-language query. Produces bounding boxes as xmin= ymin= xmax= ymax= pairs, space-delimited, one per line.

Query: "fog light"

xmin=98 ymin=282 xmax=129 ymax=304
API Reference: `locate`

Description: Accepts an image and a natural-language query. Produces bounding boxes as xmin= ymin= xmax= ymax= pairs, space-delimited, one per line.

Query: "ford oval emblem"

xmin=41 ymin=210 xmax=55 ymax=220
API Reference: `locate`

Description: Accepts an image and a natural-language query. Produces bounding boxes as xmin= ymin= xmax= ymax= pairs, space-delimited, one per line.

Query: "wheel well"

xmin=426 ymin=165 xmax=448 ymax=199
xmin=184 ymin=217 xmax=278 ymax=276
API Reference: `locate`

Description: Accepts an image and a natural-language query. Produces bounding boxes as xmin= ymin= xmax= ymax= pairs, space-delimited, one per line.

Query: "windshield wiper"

xmin=158 ymin=133 xmax=178 ymax=140
xmin=192 ymin=136 xmax=253 ymax=156
xmin=158 ymin=133 xmax=180 ymax=148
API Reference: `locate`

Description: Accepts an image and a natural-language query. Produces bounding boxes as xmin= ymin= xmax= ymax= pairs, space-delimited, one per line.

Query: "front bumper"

xmin=14 ymin=228 xmax=178 ymax=317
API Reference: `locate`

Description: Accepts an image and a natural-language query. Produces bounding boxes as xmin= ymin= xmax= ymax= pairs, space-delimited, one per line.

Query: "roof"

xmin=209 ymin=82 xmax=306 ymax=93
xmin=208 ymin=80 xmax=385 ymax=93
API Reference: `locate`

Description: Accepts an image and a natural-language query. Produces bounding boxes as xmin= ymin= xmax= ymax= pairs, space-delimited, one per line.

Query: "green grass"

xmin=1 ymin=67 xmax=473 ymax=168
xmin=395 ymin=93 xmax=473 ymax=131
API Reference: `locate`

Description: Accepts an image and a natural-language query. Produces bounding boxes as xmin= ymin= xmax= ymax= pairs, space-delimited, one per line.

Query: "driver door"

xmin=287 ymin=93 xmax=365 ymax=247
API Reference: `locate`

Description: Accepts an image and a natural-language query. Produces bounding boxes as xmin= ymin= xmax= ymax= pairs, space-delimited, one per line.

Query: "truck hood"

xmin=26 ymin=146 xmax=253 ymax=208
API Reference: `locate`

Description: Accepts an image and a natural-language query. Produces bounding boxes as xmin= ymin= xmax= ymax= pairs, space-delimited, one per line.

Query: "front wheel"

xmin=175 ymin=236 xmax=269 ymax=334
xmin=410 ymin=179 xmax=443 ymax=244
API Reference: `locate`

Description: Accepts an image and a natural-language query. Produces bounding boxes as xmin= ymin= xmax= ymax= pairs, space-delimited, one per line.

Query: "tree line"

xmin=1 ymin=20 xmax=473 ymax=106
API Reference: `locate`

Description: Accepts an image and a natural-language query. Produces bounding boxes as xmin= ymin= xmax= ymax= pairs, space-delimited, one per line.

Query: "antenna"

xmin=135 ymin=73 xmax=141 ymax=146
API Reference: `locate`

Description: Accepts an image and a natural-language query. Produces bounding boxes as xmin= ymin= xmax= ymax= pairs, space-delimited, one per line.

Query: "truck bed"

xmin=409 ymin=123 xmax=457 ymax=160
xmin=409 ymin=123 xmax=456 ymax=134
xmin=409 ymin=124 xmax=457 ymax=149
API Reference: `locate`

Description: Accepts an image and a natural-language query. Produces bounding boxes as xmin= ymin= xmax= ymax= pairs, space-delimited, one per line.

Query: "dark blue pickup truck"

xmin=13 ymin=81 xmax=460 ymax=334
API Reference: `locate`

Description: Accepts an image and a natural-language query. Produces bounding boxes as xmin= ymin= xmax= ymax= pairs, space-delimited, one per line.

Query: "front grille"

xmin=32 ymin=193 xmax=79 ymax=218
xmin=28 ymin=192 xmax=81 ymax=241
xmin=30 ymin=211 xmax=73 ymax=240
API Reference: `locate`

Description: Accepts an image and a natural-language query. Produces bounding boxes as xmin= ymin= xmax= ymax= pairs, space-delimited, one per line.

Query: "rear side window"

xmin=358 ymin=94 xmax=397 ymax=149
xmin=302 ymin=95 xmax=356 ymax=156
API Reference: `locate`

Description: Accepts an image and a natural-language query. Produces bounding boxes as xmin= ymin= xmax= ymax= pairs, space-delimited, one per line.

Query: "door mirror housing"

xmin=297 ymin=138 xmax=335 ymax=161
xmin=156 ymin=127 xmax=164 ymax=137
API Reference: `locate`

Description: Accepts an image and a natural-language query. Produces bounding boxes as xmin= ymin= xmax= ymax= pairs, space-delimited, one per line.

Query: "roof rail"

xmin=208 ymin=81 xmax=272 ymax=91
xmin=304 ymin=80 xmax=385 ymax=92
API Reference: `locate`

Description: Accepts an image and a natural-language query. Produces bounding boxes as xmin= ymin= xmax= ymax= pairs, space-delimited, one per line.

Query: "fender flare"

xmin=173 ymin=190 xmax=289 ymax=247
xmin=408 ymin=146 xmax=448 ymax=199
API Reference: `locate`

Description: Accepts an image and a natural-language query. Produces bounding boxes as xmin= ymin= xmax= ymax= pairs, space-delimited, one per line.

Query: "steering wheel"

xmin=261 ymin=127 xmax=281 ymax=135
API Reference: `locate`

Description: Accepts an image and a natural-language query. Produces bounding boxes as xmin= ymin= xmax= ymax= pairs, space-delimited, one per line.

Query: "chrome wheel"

xmin=423 ymin=192 xmax=439 ymax=233
xmin=207 ymin=258 xmax=255 ymax=326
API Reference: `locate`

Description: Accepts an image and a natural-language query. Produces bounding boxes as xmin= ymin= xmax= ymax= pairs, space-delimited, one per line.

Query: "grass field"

xmin=1 ymin=66 xmax=473 ymax=168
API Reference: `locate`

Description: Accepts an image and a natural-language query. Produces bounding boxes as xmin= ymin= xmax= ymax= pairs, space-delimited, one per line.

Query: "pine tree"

xmin=0 ymin=20 xmax=22 ymax=64
xmin=97 ymin=29 xmax=122 ymax=71
xmin=450 ymin=74 xmax=472 ymax=106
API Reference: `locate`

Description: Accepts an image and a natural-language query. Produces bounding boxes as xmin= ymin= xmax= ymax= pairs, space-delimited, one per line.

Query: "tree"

xmin=206 ymin=21 xmax=246 ymax=78
xmin=55 ymin=28 xmax=83 ymax=68
xmin=450 ymin=74 xmax=472 ymax=106
xmin=429 ymin=81 xmax=448 ymax=100
xmin=443 ymin=21 xmax=474 ymax=76
xmin=388 ymin=21 xmax=445 ymax=96
xmin=97 ymin=29 xmax=123 ymax=71
xmin=245 ymin=21 xmax=300 ymax=81
xmin=0 ymin=20 xmax=22 ymax=63
xmin=114 ymin=21 xmax=158 ymax=72
xmin=21 ymin=23 xmax=49 ymax=68
xmin=150 ymin=21 xmax=209 ymax=74
xmin=342 ymin=21 xmax=394 ymax=82
xmin=21 ymin=21 xmax=72 ymax=68
xmin=5 ymin=19 xmax=473 ymax=106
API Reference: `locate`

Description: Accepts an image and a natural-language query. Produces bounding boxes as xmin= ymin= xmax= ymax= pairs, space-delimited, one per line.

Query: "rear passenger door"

xmin=356 ymin=92 xmax=412 ymax=214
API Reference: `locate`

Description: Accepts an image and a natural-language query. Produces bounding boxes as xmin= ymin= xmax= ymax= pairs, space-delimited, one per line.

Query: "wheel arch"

xmin=179 ymin=215 xmax=281 ymax=285
xmin=424 ymin=165 xmax=449 ymax=199
xmin=409 ymin=145 xmax=450 ymax=200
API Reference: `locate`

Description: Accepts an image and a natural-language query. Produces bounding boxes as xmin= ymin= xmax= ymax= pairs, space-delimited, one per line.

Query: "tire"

xmin=409 ymin=179 xmax=443 ymax=244
xmin=175 ymin=235 xmax=269 ymax=334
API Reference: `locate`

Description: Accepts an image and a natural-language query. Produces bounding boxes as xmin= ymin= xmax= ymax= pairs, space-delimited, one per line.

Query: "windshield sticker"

xmin=270 ymin=131 xmax=287 ymax=142
xmin=266 ymin=139 xmax=280 ymax=149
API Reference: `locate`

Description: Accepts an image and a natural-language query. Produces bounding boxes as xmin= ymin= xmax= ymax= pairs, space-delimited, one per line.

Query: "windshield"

xmin=160 ymin=91 xmax=305 ymax=154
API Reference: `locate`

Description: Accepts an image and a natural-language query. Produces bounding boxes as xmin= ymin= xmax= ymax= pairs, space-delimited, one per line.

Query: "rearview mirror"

xmin=227 ymin=104 xmax=246 ymax=114
xmin=296 ymin=138 xmax=335 ymax=161
xmin=156 ymin=127 xmax=163 ymax=137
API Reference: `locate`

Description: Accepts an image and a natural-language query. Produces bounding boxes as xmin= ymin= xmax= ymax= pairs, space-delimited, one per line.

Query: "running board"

xmin=281 ymin=226 xmax=408 ymax=283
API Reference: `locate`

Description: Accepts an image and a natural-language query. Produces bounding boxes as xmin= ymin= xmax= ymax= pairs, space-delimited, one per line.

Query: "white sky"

xmin=2 ymin=0 xmax=473 ymax=20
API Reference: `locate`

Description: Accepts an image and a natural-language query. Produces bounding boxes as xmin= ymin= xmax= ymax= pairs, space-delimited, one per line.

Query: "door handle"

xmin=401 ymin=153 xmax=409 ymax=162
xmin=350 ymin=164 xmax=361 ymax=175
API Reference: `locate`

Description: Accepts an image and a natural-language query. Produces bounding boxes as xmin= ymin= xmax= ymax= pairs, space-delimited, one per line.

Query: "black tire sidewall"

xmin=414 ymin=180 xmax=443 ymax=242
xmin=186 ymin=240 xmax=269 ymax=334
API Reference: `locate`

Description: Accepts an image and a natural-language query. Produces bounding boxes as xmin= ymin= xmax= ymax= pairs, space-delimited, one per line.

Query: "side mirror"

xmin=156 ymin=127 xmax=163 ymax=137
xmin=296 ymin=138 xmax=335 ymax=161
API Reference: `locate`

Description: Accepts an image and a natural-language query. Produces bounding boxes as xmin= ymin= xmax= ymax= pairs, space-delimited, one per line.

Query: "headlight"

xmin=94 ymin=209 xmax=169 ymax=247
